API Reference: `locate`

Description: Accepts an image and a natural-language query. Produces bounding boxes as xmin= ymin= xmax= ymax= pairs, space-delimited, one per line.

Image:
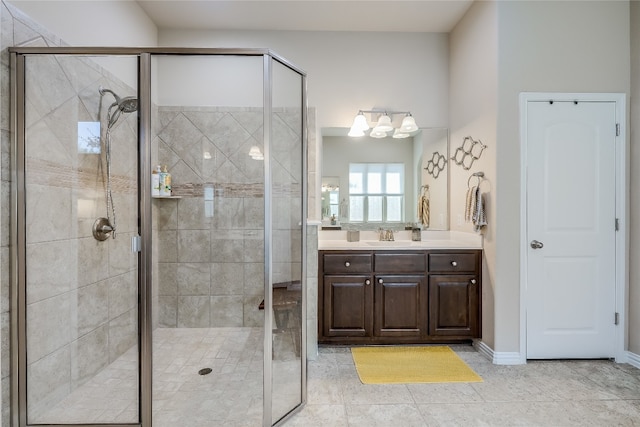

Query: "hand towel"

xmin=418 ymin=188 xmax=430 ymax=227
xmin=472 ymin=186 xmax=487 ymax=232
xmin=465 ymin=186 xmax=476 ymax=223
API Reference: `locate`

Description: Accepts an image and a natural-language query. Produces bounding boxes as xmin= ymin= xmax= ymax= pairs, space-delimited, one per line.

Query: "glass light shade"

xmin=352 ymin=112 xmax=369 ymax=131
xmin=370 ymin=127 xmax=388 ymax=138
xmin=401 ymin=114 xmax=418 ymax=132
xmin=348 ymin=126 xmax=365 ymax=137
xmin=392 ymin=129 xmax=410 ymax=139
xmin=375 ymin=114 xmax=393 ymax=132
xmin=248 ymin=145 xmax=264 ymax=160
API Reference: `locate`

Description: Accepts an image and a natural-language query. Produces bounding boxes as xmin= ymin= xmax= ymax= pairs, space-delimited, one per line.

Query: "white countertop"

xmin=318 ymin=230 xmax=483 ymax=250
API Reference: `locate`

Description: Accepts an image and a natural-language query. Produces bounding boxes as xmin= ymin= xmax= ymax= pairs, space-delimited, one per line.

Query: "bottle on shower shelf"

xmin=160 ymin=165 xmax=172 ymax=197
xmin=151 ymin=165 xmax=161 ymax=197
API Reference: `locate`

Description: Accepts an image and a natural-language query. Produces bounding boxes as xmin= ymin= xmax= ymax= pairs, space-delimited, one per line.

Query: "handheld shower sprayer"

xmin=93 ymin=86 xmax=139 ymax=241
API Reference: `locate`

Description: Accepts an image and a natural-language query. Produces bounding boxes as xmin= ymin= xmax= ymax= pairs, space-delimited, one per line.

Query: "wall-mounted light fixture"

xmin=348 ymin=110 xmax=419 ymax=139
xmin=248 ymin=145 xmax=264 ymax=160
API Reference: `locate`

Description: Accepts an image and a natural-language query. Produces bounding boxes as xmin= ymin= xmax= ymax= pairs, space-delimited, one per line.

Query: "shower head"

xmin=99 ymin=86 xmax=138 ymax=127
xmin=99 ymin=86 xmax=138 ymax=113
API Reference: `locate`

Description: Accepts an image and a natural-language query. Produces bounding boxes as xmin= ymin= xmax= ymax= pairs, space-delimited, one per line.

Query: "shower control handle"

xmin=92 ymin=217 xmax=114 ymax=241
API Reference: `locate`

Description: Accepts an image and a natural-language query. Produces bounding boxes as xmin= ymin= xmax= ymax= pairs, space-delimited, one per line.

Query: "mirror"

xmin=321 ymin=127 xmax=449 ymax=230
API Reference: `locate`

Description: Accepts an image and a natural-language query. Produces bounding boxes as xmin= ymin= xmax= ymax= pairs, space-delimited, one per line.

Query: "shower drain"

xmin=198 ymin=368 xmax=213 ymax=376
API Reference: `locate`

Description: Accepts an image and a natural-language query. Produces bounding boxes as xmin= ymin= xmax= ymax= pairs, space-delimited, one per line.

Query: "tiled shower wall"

xmin=1 ymin=2 xmax=139 ymax=421
xmin=154 ymin=106 xmax=307 ymax=328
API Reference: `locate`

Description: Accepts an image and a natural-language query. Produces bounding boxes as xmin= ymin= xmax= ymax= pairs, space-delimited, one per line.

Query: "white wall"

xmin=449 ymin=0 xmax=498 ymax=349
xmin=494 ymin=0 xmax=630 ymax=352
xmin=159 ymin=29 xmax=449 ymax=131
xmin=7 ymin=0 xmax=158 ymax=85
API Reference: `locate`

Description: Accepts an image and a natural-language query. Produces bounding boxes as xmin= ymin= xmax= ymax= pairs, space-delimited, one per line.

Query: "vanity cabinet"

xmin=428 ymin=252 xmax=481 ymax=338
xmin=318 ymin=249 xmax=481 ymax=345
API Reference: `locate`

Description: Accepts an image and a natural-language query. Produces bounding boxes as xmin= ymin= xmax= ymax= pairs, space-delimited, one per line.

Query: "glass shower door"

xmin=268 ymin=57 xmax=306 ymax=424
xmin=18 ymin=54 xmax=140 ymax=425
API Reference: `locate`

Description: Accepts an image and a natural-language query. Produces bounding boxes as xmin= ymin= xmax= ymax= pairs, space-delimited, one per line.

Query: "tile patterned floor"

xmin=35 ymin=327 xmax=301 ymax=426
xmin=33 ymin=332 xmax=640 ymax=426
xmin=288 ymin=345 xmax=640 ymax=426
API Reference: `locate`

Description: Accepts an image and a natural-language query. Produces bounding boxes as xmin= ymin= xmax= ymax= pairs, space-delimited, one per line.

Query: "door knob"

xmin=530 ymin=240 xmax=544 ymax=249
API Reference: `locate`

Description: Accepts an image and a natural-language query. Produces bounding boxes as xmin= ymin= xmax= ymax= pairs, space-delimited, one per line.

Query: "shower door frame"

xmin=10 ymin=47 xmax=308 ymax=427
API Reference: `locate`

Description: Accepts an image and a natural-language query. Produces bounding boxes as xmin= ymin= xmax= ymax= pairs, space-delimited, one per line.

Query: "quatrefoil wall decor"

xmin=451 ymin=136 xmax=487 ymax=170
xmin=425 ymin=151 xmax=447 ymax=179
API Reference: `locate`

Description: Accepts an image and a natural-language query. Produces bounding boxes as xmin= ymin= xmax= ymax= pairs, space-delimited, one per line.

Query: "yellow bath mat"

xmin=351 ymin=346 xmax=483 ymax=384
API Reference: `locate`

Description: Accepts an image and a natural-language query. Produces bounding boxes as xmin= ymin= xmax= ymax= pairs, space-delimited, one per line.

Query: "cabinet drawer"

xmin=428 ymin=253 xmax=477 ymax=272
xmin=374 ymin=253 xmax=426 ymax=273
xmin=323 ymin=253 xmax=372 ymax=274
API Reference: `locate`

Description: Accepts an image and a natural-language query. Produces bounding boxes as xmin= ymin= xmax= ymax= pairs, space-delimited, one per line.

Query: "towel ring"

xmin=467 ymin=171 xmax=485 ymax=189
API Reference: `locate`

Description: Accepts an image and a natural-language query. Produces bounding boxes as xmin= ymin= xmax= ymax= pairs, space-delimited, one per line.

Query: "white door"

xmin=526 ymin=100 xmax=617 ymax=359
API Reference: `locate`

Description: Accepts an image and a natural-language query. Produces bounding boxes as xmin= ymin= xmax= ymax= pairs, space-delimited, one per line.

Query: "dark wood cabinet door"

xmin=374 ymin=275 xmax=427 ymax=338
xmin=428 ymin=274 xmax=479 ymax=337
xmin=323 ymin=275 xmax=373 ymax=337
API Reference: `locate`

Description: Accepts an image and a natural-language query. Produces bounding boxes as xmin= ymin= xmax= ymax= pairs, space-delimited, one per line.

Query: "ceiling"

xmin=136 ymin=0 xmax=474 ymax=33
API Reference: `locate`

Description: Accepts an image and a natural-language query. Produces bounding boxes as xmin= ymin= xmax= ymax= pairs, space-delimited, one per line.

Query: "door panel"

xmin=429 ymin=274 xmax=478 ymax=337
xmin=21 ymin=54 xmax=140 ymax=424
xmin=374 ymin=275 xmax=426 ymax=337
xmin=323 ymin=275 xmax=372 ymax=337
xmin=526 ymin=100 xmax=616 ymax=359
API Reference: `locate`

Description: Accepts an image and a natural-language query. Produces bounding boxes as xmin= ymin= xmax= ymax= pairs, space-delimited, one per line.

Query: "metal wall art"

xmin=425 ymin=151 xmax=447 ymax=178
xmin=451 ymin=136 xmax=487 ymax=170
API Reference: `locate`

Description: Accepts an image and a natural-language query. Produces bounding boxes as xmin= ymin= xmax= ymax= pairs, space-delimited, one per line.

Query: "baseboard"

xmin=627 ymin=351 xmax=640 ymax=369
xmin=473 ymin=340 xmax=526 ymax=365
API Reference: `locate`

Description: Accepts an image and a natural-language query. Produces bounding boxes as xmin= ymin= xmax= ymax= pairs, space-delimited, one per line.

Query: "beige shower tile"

xmin=210 ymin=296 xmax=243 ymax=327
xmin=78 ymin=236 xmax=110 ymax=286
xmin=178 ymin=296 xmax=210 ymax=328
xmin=27 ymin=292 xmax=74 ymax=364
xmin=77 ymin=280 xmax=109 ymax=337
xmin=177 ymin=230 xmax=210 ymax=263
xmin=70 ymin=325 xmax=109 ymax=389
xmin=154 ymin=196 xmax=178 ymax=230
xmin=210 ymin=236 xmax=244 ymax=263
xmin=27 ymin=345 xmax=71 ymax=422
xmin=177 ymin=263 xmax=210 ymax=296
xmin=108 ymin=271 xmax=137 ymax=319
xmin=177 ymin=197 xmax=211 ymax=230
xmin=108 ymin=309 xmax=137 ymax=363
xmin=108 ymin=232 xmax=137 ymax=276
xmin=210 ymin=262 xmax=244 ymax=296
xmin=26 ymin=183 xmax=73 ymax=243
xmin=242 ymin=229 xmax=264 ymax=262
xmin=158 ymin=296 xmax=177 ymax=328
xmin=212 ymin=197 xmax=244 ymax=230
xmin=158 ymin=263 xmax=178 ymax=296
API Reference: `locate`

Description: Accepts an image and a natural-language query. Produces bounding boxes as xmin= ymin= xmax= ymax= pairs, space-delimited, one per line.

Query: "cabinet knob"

xmin=451 ymin=261 xmax=458 ymax=267
xmin=345 ymin=261 xmax=350 ymax=267
xmin=378 ymin=278 xmax=384 ymax=284
xmin=365 ymin=279 xmax=371 ymax=285
xmin=470 ymin=279 xmax=477 ymax=284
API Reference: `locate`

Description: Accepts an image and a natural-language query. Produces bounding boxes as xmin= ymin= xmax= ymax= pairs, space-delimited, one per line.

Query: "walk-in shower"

xmin=10 ymin=48 xmax=307 ymax=427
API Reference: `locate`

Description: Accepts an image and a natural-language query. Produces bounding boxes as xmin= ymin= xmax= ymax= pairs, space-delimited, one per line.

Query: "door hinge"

xmin=131 ymin=235 xmax=142 ymax=253
xmin=615 ymin=218 xmax=620 ymax=231
xmin=616 ymin=123 xmax=620 ymax=136
xmin=615 ymin=312 xmax=620 ymax=325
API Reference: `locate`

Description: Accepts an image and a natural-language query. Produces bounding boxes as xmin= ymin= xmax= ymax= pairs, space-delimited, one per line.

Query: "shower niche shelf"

xmin=152 ymin=195 xmax=182 ymax=199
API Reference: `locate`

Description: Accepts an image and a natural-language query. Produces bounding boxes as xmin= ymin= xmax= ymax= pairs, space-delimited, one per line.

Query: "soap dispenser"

xmin=160 ymin=165 xmax=172 ymax=197
xmin=151 ymin=165 xmax=161 ymax=197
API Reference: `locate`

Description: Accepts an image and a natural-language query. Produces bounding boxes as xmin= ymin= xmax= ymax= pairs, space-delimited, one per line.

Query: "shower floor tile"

xmin=34 ymin=327 xmax=269 ymax=426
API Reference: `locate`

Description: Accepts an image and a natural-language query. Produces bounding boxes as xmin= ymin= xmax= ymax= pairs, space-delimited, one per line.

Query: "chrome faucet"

xmin=378 ymin=228 xmax=395 ymax=241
